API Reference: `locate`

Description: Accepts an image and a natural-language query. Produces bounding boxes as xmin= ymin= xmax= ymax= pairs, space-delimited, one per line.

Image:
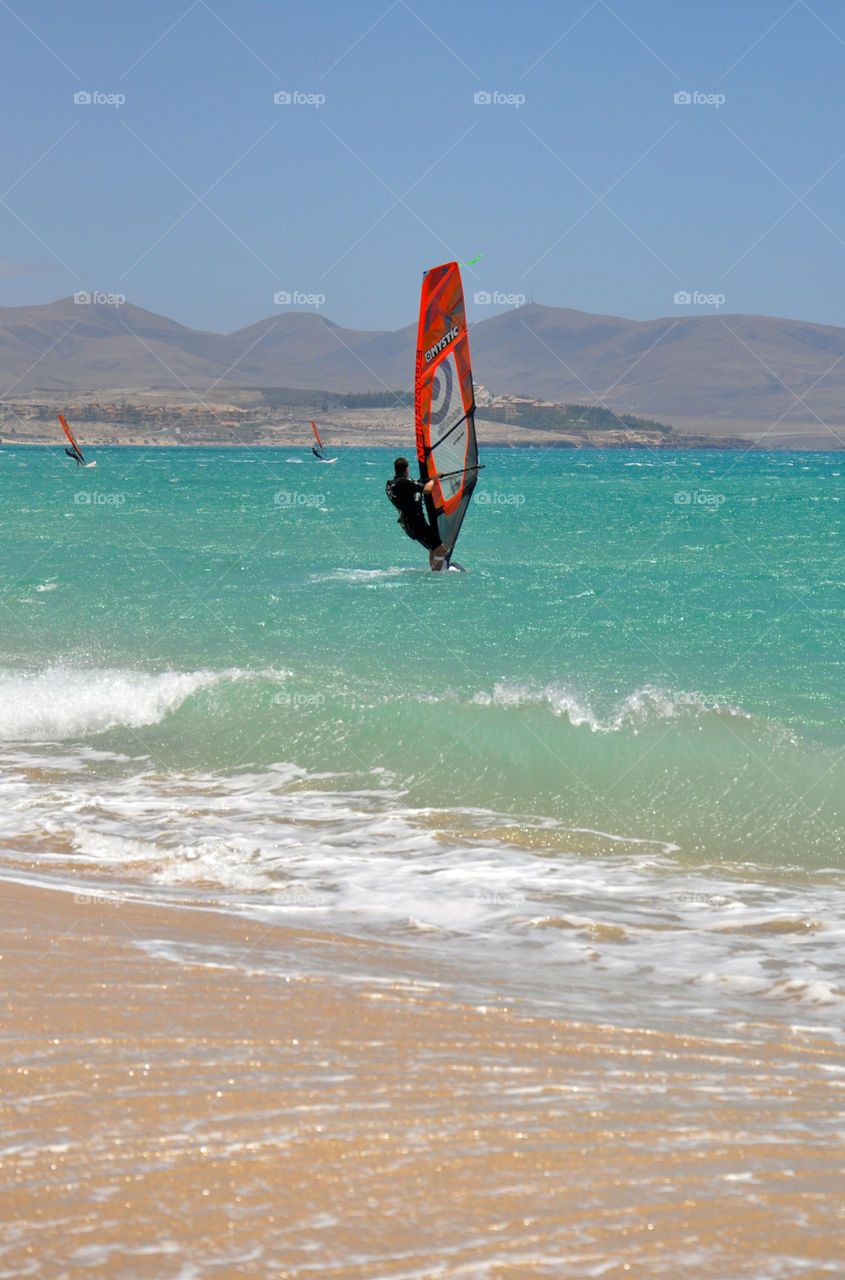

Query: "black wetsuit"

xmin=385 ymin=476 xmax=441 ymax=552
xmin=65 ymin=447 xmax=83 ymax=465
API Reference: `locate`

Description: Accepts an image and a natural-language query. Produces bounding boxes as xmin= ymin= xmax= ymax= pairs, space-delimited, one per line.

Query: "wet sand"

xmin=2 ymin=878 xmax=842 ymax=1278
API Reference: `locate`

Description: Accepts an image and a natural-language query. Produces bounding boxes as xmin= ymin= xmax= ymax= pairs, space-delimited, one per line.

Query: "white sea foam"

xmin=1 ymin=752 xmax=842 ymax=1033
xmin=0 ymin=667 xmax=226 ymax=740
xmin=0 ymin=665 xmax=287 ymax=741
xmin=470 ymin=681 xmax=748 ymax=732
xmin=310 ymin=566 xmax=414 ymax=583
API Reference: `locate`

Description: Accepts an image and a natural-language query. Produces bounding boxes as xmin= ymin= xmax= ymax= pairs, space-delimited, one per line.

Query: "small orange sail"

xmin=311 ymin=420 xmax=328 ymax=459
xmin=311 ymin=419 xmax=335 ymax=461
xmin=59 ymin=412 xmax=85 ymax=463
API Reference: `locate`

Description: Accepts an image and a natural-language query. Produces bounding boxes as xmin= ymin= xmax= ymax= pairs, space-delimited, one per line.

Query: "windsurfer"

xmin=65 ymin=447 xmax=83 ymax=465
xmin=386 ymin=456 xmax=449 ymax=571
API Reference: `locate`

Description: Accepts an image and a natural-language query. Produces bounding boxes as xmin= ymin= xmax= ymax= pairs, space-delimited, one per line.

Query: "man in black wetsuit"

xmin=385 ymin=456 xmax=449 ymax=571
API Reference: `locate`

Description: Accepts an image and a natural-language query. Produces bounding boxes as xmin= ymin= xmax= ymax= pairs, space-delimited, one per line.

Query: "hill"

xmin=2 ymin=297 xmax=844 ymax=446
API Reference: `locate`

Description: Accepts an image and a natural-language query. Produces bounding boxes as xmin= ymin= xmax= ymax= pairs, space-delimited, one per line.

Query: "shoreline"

xmin=2 ymin=398 xmax=841 ymax=450
xmin=3 ymin=873 xmax=843 ymax=1277
xmin=2 ymin=436 xmax=837 ymax=452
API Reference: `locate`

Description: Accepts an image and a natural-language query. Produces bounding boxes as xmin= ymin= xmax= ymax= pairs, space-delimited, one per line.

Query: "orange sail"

xmin=414 ymin=262 xmax=478 ymax=556
xmin=59 ymin=413 xmax=85 ymax=463
xmin=311 ymin=420 xmax=325 ymax=451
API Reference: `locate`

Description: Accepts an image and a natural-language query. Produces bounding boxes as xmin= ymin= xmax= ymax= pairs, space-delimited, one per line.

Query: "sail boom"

xmin=428 ymin=409 xmax=473 ymax=453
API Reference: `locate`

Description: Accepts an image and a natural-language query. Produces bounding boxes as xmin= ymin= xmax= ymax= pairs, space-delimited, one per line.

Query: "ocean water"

xmin=1 ymin=444 xmax=843 ymax=1034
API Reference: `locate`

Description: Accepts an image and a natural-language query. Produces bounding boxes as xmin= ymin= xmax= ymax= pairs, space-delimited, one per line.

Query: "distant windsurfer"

xmin=59 ymin=413 xmax=90 ymax=466
xmin=386 ymin=456 xmax=449 ymax=571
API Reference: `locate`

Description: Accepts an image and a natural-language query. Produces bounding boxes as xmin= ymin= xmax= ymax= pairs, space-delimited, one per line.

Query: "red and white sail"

xmin=414 ymin=262 xmax=478 ymax=555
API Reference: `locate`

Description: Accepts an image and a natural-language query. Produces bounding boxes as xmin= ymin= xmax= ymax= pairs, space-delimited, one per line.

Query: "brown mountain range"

xmin=2 ymin=297 xmax=844 ymax=446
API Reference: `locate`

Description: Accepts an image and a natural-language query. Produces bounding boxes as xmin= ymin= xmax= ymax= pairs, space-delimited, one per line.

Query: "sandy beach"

xmin=2 ymin=876 xmax=842 ymax=1279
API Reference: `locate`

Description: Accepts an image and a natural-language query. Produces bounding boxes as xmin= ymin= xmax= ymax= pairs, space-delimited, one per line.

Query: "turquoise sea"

xmin=2 ymin=445 xmax=843 ymax=1034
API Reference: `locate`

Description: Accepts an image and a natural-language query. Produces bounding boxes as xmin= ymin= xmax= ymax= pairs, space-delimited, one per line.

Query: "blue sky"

xmin=2 ymin=0 xmax=845 ymax=333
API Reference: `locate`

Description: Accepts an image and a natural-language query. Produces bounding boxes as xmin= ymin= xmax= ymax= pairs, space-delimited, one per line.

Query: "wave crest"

xmin=0 ymin=666 xmax=281 ymax=741
xmin=472 ymin=682 xmax=748 ymax=732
